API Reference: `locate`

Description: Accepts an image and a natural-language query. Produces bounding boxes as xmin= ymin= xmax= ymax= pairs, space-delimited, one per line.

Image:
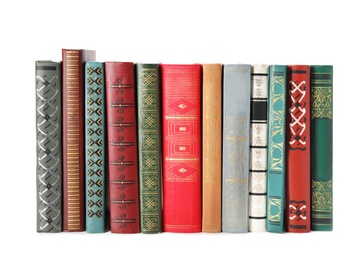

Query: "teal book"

xmin=36 ymin=61 xmax=62 ymax=232
xmin=311 ymin=65 xmax=333 ymax=231
xmin=266 ymin=65 xmax=287 ymax=233
xmin=85 ymin=61 xmax=107 ymax=233
xmin=136 ymin=63 xmax=163 ymax=233
xmin=222 ymin=64 xmax=251 ymax=233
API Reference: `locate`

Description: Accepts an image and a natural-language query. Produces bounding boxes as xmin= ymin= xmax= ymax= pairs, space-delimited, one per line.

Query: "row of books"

xmin=36 ymin=49 xmax=333 ymax=234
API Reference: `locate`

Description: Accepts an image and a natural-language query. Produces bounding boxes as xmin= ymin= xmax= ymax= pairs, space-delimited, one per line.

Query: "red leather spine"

xmin=161 ymin=64 xmax=202 ymax=232
xmin=62 ymin=49 xmax=95 ymax=231
xmin=286 ymin=65 xmax=311 ymax=232
xmin=105 ymin=62 xmax=140 ymax=233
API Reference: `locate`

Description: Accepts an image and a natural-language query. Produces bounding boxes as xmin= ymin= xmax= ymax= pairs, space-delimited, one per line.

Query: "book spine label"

xmin=161 ymin=64 xmax=202 ymax=233
xmin=222 ymin=64 xmax=251 ymax=233
xmin=202 ymin=64 xmax=222 ymax=233
xmin=36 ymin=61 xmax=62 ymax=232
xmin=266 ymin=65 xmax=287 ymax=233
xmin=249 ymin=64 xmax=269 ymax=232
xmin=85 ymin=62 xmax=107 ymax=233
xmin=105 ymin=62 xmax=140 ymax=233
xmin=311 ymin=65 xmax=333 ymax=231
xmin=136 ymin=64 xmax=163 ymax=233
xmin=286 ymin=65 xmax=311 ymax=232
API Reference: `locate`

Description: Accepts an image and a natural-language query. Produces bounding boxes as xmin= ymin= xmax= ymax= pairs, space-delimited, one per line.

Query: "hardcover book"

xmin=249 ymin=64 xmax=269 ymax=232
xmin=266 ymin=65 xmax=287 ymax=233
xmin=286 ymin=65 xmax=311 ymax=232
xmin=36 ymin=61 xmax=62 ymax=232
xmin=161 ymin=64 xmax=202 ymax=233
xmin=136 ymin=63 xmax=163 ymax=233
xmin=222 ymin=64 xmax=251 ymax=233
xmin=85 ymin=61 xmax=107 ymax=233
xmin=105 ymin=62 xmax=140 ymax=233
xmin=311 ymin=65 xmax=333 ymax=231
xmin=62 ymin=49 xmax=96 ymax=231
xmin=202 ymin=64 xmax=222 ymax=233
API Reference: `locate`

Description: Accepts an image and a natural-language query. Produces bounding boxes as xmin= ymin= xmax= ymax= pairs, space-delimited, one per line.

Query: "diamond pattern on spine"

xmin=36 ymin=68 xmax=62 ymax=232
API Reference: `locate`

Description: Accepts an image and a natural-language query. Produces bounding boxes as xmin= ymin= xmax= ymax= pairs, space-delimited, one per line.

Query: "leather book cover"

xmin=286 ymin=65 xmax=311 ymax=232
xmin=249 ymin=64 xmax=269 ymax=232
xmin=36 ymin=61 xmax=62 ymax=232
xmin=161 ymin=64 xmax=202 ymax=233
xmin=222 ymin=64 xmax=251 ymax=233
xmin=202 ymin=64 xmax=222 ymax=233
xmin=266 ymin=65 xmax=287 ymax=233
xmin=62 ymin=49 xmax=96 ymax=231
xmin=105 ymin=62 xmax=140 ymax=233
xmin=311 ymin=65 xmax=333 ymax=231
xmin=85 ymin=61 xmax=107 ymax=233
xmin=136 ymin=63 xmax=163 ymax=233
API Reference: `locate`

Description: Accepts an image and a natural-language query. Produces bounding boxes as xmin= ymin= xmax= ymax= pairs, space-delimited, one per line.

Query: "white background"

xmin=1 ymin=0 xmax=354 ymax=259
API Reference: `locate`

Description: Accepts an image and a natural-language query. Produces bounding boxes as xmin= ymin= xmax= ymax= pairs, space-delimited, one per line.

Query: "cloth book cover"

xmin=36 ymin=61 xmax=62 ymax=232
xmin=311 ymin=65 xmax=333 ymax=231
xmin=136 ymin=63 xmax=163 ymax=233
xmin=286 ymin=65 xmax=311 ymax=232
xmin=249 ymin=64 xmax=269 ymax=232
xmin=266 ymin=65 xmax=287 ymax=233
xmin=85 ymin=61 xmax=107 ymax=233
xmin=222 ymin=64 xmax=251 ymax=233
xmin=202 ymin=64 xmax=222 ymax=233
xmin=161 ymin=64 xmax=202 ymax=233
xmin=105 ymin=62 xmax=140 ymax=233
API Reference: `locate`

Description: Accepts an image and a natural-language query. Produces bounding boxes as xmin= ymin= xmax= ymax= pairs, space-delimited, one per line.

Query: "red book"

xmin=161 ymin=64 xmax=202 ymax=232
xmin=62 ymin=49 xmax=95 ymax=231
xmin=105 ymin=62 xmax=140 ymax=233
xmin=286 ymin=65 xmax=311 ymax=232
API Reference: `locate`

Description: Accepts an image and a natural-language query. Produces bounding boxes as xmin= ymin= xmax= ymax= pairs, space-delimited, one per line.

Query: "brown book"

xmin=105 ymin=62 xmax=140 ymax=233
xmin=62 ymin=49 xmax=96 ymax=231
xmin=202 ymin=64 xmax=222 ymax=232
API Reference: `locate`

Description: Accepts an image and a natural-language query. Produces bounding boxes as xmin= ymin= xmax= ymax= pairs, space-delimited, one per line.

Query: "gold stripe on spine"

xmin=65 ymin=51 xmax=81 ymax=229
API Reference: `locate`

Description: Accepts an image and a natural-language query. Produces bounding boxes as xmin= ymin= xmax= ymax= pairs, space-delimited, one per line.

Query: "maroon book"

xmin=62 ymin=49 xmax=95 ymax=232
xmin=286 ymin=65 xmax=311 ymax=232
xmin=105 ymin=62 xmax=140 ymax=233
xmin=161 ymin=64 xmax=202 ymax=232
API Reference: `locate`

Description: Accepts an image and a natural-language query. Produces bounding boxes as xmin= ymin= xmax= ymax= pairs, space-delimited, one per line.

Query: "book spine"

xmin=136 ymin=64 xmax=163 ymax=233
xmin=266 ymin=65 xmax=287 ymax=233
xmin=36 ymin=61 xmax=62 ymax=232
xmin=311 ymin=65 xmax=333 ymax=231
xmin=202 ymin=64 xmax=222 ymax=233
xmin=286 ymin=65 xmax=311 ymax=232
xmin=85 ymin=62 xmax=107 ymax=233
xmin=249 ymin=64 xmax=269 ymax=232
xmin=62 ymin=49 xmax=96 ymax=231
xmin=222 ymin=64 xmax=251 ymax=233
xmin=161 ymin=64 xmax=202 ymax=233
xmin=105 ymin=62 xmax=140 ymax=233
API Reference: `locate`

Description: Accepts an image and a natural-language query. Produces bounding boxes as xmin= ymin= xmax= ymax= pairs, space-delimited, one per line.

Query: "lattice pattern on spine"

xmin=36 ymin=67 xmax=62 ymax=232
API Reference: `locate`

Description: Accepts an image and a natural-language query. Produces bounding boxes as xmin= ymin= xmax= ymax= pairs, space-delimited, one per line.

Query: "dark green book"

xmin=266 ymin=65 xmax=287 ymax=233
xmin=311 ymin=65 xmax=333 ymax=231
xmin=136 ymin=63 xmax=162 ymax=233
xmin=35 ymin=61 xmax=62 ymax=232
xmin=85 ymin=61 xmax=107 ymax=233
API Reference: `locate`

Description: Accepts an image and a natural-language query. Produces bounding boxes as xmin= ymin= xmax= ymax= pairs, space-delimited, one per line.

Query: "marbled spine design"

xmin=249 ymin=64 xmax=269 ymax=232
xmin=36 ymin=61 xmax=62 ymax=232
xmin=222 ymin=64 xmax=251 ymax=233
